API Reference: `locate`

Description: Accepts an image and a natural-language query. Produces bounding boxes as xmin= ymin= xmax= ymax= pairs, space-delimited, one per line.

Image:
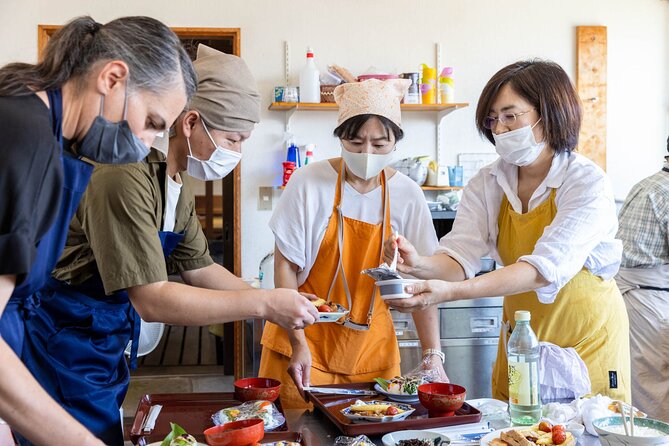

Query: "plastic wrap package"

xmin=436 ymin=191 xmax=461 ymax=211
xmin=212 ymin=400 xmax=285 ymax=431
xmin=334 ymin=435 xmax=375 ymax=446
xmin=406 ymin=356 xmax=444 ymax=382
xmin=361 ymin=263 xmax=402 ymax=281
xmin=542 ymin=399 xmax=582 ymax=424
xmin=539 ymin=342 xmax=591 ymax=403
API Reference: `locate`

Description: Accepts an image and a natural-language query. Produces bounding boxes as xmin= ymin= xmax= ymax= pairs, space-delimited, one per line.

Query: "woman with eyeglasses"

xmin=0 ymin=16 xmax=196 ymax=445
xmin=259 ymin=79 xmax=446 ymax=409
xmin=382 ymin=60 xmax=630 ymax=402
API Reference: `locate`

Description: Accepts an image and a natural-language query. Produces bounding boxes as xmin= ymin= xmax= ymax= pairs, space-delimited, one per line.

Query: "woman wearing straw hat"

xmin=260 ymin=79 xmax=447 ymax=409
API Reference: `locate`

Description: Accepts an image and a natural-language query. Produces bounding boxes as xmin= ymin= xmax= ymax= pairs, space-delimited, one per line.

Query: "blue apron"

xmin=21 ymin=218 xmax=184 ymax=446
xmin=0 ymin=89 xmax=93 ymax=355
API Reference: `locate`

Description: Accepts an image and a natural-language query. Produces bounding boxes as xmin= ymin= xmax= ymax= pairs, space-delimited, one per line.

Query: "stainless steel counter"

xmin=285 ymin=408 xmax=602 ymax=446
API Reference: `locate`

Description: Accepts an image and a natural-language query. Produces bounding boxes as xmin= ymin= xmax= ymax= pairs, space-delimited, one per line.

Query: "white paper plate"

xmin=341 ymin=400 xmax=415 ymax=422
xmin=373 ymin=383 xmax=420 ymax=403
xmin=382 ymin=430 xmax=450 ymax=446
xmin=317 ymin=309 xmax=348 ymax=323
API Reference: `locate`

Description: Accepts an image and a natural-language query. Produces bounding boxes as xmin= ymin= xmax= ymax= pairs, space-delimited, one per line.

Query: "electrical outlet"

xmin=258 ymin=186 xmax=273 ymax=210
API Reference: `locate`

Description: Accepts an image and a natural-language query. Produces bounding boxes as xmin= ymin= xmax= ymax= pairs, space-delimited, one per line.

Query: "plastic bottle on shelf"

xmin=304 ymin=143 xmax=315 ymax=165
xmin=286 ymin=138 xmax=301 ymax=168
xmin=299 ymin=47 xmax=320 ymax=103
xmin=507 ymin=310 xmax=541 ymax=425
xmin=439 ymin=67 xmax=455 ymax=104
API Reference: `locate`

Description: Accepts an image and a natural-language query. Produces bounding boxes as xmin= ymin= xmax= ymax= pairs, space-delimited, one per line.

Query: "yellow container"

xmin=421 ymin=64 xmax=437 ymax=104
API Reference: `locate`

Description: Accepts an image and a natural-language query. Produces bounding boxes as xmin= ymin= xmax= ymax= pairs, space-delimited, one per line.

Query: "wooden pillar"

xmin=576 ymin=26 xmax=608 ymax=170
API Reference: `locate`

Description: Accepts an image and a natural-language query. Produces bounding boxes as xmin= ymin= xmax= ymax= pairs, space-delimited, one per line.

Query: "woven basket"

xmin=320 ymin=85 xmax=337 ymax=103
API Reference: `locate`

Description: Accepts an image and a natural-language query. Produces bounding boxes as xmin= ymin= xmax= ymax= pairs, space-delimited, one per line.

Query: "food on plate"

xmin=397 ymin=440 xmax=432 ymax=446
xmin=348 ymin=402 xmax=405 ymax=417
xmin=607 ymin=401 xmax=645 ymax=418
xmin=212 ymin=400 xmax=285 ymax=430
xmin=311 ymin=298 xmax=327 ymax=308
xmin=261 ymin=442 xmax=300 ymax=446
xmin=311 ymin=298 xmax=339 ymax=313
xmin=160 ymin=423 xmax=197 ymax=446
xmin=494 ymin=424 xmax=575 ymax=446
xmin=374 ymin=375 xmax=428 ymax=395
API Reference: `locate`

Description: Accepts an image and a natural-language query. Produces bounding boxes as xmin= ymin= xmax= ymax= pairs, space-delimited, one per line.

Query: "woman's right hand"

xmin=383 ymin=234 xmax=421 ymax=274
xmin=265 ymin=289 xmax=319 ymax=329
xmin=288 ymin=341 xmax=312 ymax=401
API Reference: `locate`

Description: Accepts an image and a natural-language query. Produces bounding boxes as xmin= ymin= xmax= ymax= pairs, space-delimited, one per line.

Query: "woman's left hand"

xmin=385 ymin=279 xmax=452 ymax=312
xmin=422 ymin=355 xmax=449 ymax=383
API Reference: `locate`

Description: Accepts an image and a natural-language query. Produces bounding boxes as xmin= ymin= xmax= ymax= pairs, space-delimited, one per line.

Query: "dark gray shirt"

xmin=0 ymin=94 xmax=62 ymax=283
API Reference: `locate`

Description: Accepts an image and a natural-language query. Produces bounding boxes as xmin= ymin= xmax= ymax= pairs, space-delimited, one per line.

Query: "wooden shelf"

xmin=269 ymin=102 xmax=469 ymax=111
xmin=421 ymin=185 xmax=463 ymax=191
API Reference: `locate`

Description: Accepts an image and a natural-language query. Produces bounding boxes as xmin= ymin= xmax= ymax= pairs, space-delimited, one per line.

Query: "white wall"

xmin=1 ymin=0 xmax=667 ymax=277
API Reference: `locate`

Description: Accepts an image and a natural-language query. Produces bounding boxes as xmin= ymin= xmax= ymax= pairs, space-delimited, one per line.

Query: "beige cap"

xmin=152 ymin=45 xmax=261 ymax=154
xmin=190 ymin=44 xmax=261 ymax=132
xmin=334 ymin=78 xmax=411 ymax=128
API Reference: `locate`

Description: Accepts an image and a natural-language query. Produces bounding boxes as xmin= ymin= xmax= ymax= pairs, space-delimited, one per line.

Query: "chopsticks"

xmin=617 ymin=401 xmax=635 ymax=437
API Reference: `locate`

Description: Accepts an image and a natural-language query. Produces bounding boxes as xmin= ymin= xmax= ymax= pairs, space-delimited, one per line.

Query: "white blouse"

xmin=270 ymin=160 xmax=439 ymax=286
xmin=436 ymin=151 xmax=622 ymax=303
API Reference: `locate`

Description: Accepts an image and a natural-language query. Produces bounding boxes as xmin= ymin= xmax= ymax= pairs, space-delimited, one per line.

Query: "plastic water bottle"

xmin=507 ymin=310 xmax=541 ymax=425
xmin=299 ymin=47 xmax=320 ymax=103
xmin=304 ymin=143 xmax=315 ymax=165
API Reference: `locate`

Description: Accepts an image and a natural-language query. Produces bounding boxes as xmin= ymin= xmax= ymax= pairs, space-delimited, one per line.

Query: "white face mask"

xmin=341 ymin=148 xmax=394 ymax=180
xmin=187 ymin=120 xmax=242 ymax=181
xmin=492 ymin=118 xmax=545 ymax=167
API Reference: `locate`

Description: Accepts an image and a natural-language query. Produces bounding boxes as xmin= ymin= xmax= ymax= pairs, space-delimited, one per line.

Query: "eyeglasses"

xmin=483 ymin=109 xmax=535 ymax=130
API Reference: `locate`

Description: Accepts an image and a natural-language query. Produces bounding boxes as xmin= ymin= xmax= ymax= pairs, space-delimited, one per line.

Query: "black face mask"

xmin=77 ymin=87 xmax=150 ymax=164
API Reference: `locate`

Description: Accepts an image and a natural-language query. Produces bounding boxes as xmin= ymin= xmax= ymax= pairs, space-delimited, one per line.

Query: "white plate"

xmin=480 ymin=425 xmax=580 ymax=446
xmin=341 ymin=400 xmax=415 ymax=422
xmin=373 ymin=383 xmax=420 ymax=403
xmin=316 ymin=304 xmax=349 ymax=323
xmin=382 ymin=430 xmax=450 ymax=446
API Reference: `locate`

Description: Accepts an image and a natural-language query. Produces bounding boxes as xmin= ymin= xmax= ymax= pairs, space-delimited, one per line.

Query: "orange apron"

xmin=260 ymin=162 xmax=400 ymax=409
xmin=491 ymin=189 xmax=631 ymax=402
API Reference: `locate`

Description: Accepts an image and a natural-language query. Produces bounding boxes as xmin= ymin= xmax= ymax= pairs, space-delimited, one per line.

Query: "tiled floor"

xmin=122 ymin=365 xmax=234 ymax=444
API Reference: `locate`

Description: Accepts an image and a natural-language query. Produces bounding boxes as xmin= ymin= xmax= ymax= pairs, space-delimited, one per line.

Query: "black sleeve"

xmin=0 ymin=95 xmax=63 ymax=283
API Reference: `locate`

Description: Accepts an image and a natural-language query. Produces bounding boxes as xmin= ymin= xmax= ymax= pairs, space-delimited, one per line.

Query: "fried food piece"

xmin=501 ymin=430 xmax=534 ymax=446
xmin=349 ymin=404 xmax=391 ymax=412
xmin=311 ymin=298 xmax=326 ymax=308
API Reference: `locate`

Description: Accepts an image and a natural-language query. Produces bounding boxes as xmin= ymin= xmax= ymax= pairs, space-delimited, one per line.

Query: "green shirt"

xmin=53 ymin=149 xmax=213 ymax=294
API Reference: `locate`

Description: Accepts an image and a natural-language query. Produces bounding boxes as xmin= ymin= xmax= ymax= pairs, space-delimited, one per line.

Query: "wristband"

xmin=422 ymin=348 xmax=445 ymax=364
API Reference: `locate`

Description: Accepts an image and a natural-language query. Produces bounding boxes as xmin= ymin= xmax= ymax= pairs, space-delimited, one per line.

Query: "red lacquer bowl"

xmin=418 ymin=383 xmax=466 ymax=417
xmin=234 ymin=377 xmax=281 ymax=403
xmin=204 ymin=419 xmax=264 ymax=446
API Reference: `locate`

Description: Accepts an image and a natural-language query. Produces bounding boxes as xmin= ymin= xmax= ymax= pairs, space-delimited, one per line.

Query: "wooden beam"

xmin=576 ymin=26 xmax=608 ymax=170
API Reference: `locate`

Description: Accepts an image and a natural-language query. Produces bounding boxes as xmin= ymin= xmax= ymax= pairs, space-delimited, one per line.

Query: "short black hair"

xmin=476 ymin=59 xmax=581 ymax=154
xmin=333 ymin=114 xmax=404 ymax=142
xmin=666 ymin=135 xmax=668 ymax=153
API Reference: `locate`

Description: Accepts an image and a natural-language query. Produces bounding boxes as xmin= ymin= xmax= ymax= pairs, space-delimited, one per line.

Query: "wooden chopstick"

xmin=618 ymin=401 xmax=630 ymax=436
xmin=630 ymin=402 xmax=635 ymax=437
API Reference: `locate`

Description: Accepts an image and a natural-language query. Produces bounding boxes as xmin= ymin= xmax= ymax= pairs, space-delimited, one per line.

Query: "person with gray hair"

xmin=0 ymin=15 xmax=196 ymax=446
xmin=20 ymin=44 xmax=318 ymax=446
xmin=615 ymin=135 xmax=669 ymax=420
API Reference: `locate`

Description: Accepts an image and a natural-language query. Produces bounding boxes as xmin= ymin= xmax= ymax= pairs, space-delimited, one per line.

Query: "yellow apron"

xmin=260 ymin=162 xmax=400 ymax=409
xmin=491 ymin=189 xmax=631 ymax=402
